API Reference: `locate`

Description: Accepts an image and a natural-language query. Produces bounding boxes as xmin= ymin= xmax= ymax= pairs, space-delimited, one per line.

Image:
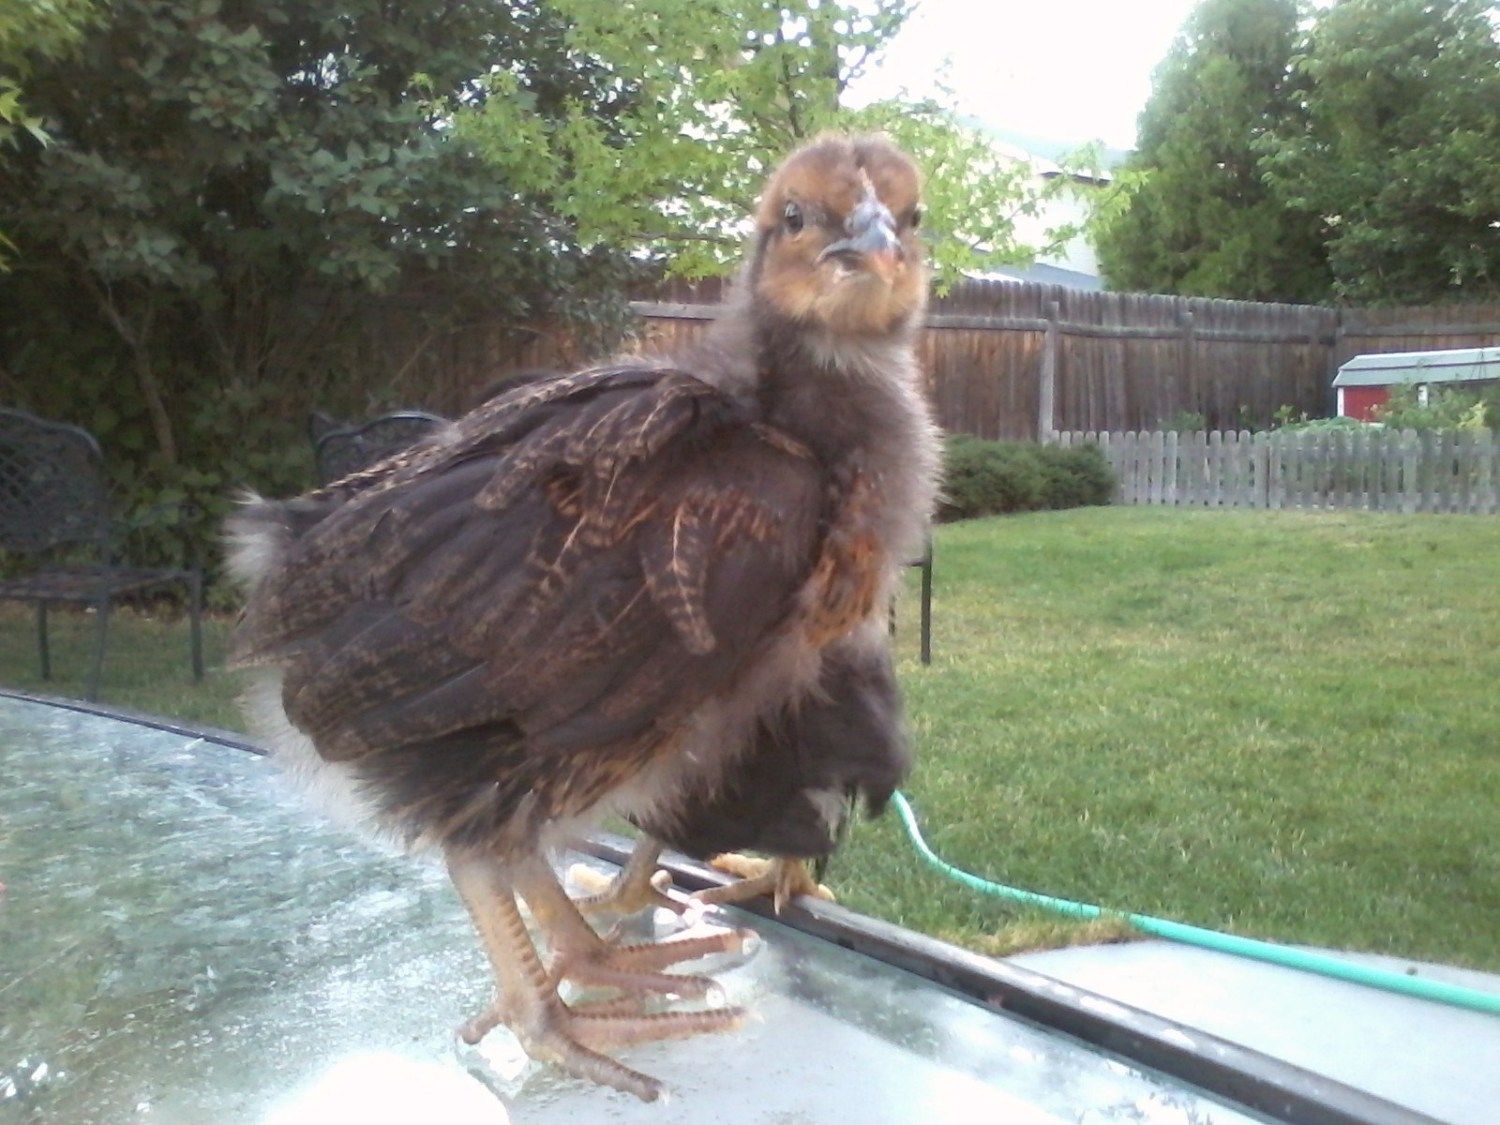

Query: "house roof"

xmin=1333 ymin=346 xmax=1500 ymax=388
xmin=988 ymin=262 xmax=1105 ymax=291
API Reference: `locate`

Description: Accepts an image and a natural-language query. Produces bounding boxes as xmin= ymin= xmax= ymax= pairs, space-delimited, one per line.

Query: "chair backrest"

xmin=306 ymin=410 xmax=344 ymax=446
xmin=0 ymin=409 xmax=112 ymax=555
xmin=312 ymin=410 xmax=450 ymax=485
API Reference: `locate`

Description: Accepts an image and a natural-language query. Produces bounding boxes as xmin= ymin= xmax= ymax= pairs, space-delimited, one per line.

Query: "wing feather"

xmin=232 ymin=365 xmax=827 ymax=844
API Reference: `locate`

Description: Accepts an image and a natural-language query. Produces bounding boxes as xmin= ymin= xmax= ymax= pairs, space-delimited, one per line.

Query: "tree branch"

xmin=90 ymin=276 xmax=178 ymax=465
xmin=635 ymin=230 xmax=740 ymax=245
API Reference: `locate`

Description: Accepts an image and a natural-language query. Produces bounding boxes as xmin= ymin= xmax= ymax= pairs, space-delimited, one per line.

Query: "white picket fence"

xmin=1054 ymin=428 xmax=1500 ymax=514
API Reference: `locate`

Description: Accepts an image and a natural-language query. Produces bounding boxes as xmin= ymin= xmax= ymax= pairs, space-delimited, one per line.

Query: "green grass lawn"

xmin=0 ymin=601 xmax=242 ymax=732
xmin=3 ymin=506 xmax=1497 ymax=968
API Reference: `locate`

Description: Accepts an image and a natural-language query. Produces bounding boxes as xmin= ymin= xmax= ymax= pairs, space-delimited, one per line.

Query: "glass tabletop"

xmin=0 ymin=696 xmax=1259 ymax=1123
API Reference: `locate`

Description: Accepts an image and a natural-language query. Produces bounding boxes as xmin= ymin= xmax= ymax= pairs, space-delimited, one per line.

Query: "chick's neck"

xmin=751 ymin=310 xmax=921 ymax=472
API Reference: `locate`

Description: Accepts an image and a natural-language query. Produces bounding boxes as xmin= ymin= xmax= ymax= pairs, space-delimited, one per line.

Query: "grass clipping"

xmin=938 ymin=914 xmax=1142 ymax=960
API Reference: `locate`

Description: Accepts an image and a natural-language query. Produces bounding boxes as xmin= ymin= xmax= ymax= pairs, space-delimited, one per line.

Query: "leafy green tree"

xmin=1263 ymin=0 xmax=1500 ymax=304
xmin=1098 ymin=0 xmax=1500 ymax=306
xmin=449 ymin=1 xmax=1071 ymax=285
xmin=0 ymin=0 xmax=648 ymax=580
xmin=1093 ymin=0 xmax=1329 ymax=301
xmin=0 ymin=0 xmax=99 ymax=259
xmin=5 ymin=0 xmax=1070 ymax=474
xmin=0 ymin=0 xmax=98 ymax=141
xmin=1 ymin=0 xmax=1077 ymax=579
xmin=0 ymin=0 xmax=636 ymax=471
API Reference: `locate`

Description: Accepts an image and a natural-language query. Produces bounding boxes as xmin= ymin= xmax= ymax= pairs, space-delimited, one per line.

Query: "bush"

xmin=1271 ymin=415 xmax=1370 ymax=435
xmin=939 ymin=435 xmax=1115 ymax=521
xmin=1163 ymin=410 xmax=1208 ymax=433
xmin=940 ymin=435 xmax=1043 ymax=519
xmin=1375 ymin=384 xmax=1500 ymax=432
xmin=1033 ymin=444 xmax=1117 ymax=510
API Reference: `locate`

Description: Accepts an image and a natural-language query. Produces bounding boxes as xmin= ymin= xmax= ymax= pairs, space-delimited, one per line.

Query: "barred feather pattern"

xmin=229 ymin=365 xmax=844 ymax=855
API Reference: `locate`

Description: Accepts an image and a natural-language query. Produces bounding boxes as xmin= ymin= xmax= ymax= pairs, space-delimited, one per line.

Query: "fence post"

xmin=1207 ymin=430 xmax=1222 ymax=507
xmin=1098 ymin=432 xmax=1122 ymax=503
xmin=1329 ymin=429 xmax=1345 ymax=510
xmin=1432 ymin=430 xmax=1447 ymax=513
xmin=1269 ymin=432 xmax=1282 ymax=509
xmin=1382 ymin=429 xmax=1398 ymax=512
xmin=1242 ymin=429 xmax=1254 ymax=510
xmin=1292 ymin=431 xmax=1303 ymax=510
xmin=1037 ymin=300 xmax=1060 ymax=441
xmin=1356 ymin=429 xmax=1368 ymax=511
xmin=1402 ymin=430 xmax=1420 ymax=514
xmin=1311 ymin=430 xmax=1327 ymax=510
xmin=1164 ymin=429 xmax=1179 ymax=506
xmin=1198 ymin=431 xmax=1209 ymax=507
xmin=1478 ymin=429 xmax=1496 ymax=515
xmin=1303 ymin=430 xmax=1318 ymax=509
xmin=1438 ymin=430 xmax=1455 ymax=514
xmin=1252 ymin=432 xmax=1269 ymax=509
xmin=1224 ymin=430 xmax=1239 ymax=506
xmin=1150 ymin=430 xmax=1166 ymax=505
xmin=1459 ymin=430 xmax=1476 ymax=514
xmin=1178 ymin=308 xmax=1195 ymax=425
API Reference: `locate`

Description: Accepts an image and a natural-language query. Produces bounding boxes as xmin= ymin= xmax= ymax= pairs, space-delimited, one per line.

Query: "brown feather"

xmin=231 ymin=363 xmax=827 ymax=852
xmin=228 ymin=134 xmax=940 ymax=868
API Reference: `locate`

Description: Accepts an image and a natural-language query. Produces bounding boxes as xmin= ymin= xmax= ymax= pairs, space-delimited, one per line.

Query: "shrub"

xmin=939 ymin=435 xmax=1043 ymax=519
xmin=939 ymin=435 xmax=1115 ymax=521
xmin=1033 ymin=444 xmax=1117 ymax=510
xmin=1375 ymin=384 xmax=1500 ymax=432
xmin=1272 ymin=415 xmax=1369 ymax=435
xmin=1163 ymin=410 xmax=1207 ymax=433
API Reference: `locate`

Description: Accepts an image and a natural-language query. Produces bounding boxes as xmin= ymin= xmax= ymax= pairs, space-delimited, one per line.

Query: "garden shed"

xmin=1333 ymin=346 xmax=1500 ymax=422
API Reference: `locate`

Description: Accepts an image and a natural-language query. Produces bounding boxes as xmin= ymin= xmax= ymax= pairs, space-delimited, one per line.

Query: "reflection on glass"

xmin=0 ymin=700 xmax=1251 ymax=1123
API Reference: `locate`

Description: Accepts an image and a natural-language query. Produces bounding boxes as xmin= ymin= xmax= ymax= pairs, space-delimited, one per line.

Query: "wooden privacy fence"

xmin=628 ymin=276 xmax=1340 ymax=440
xmin=1056 ymin=428 xmax=1500 ymax=514
xmin=620 ymin=277 xmax=1500 ymax=442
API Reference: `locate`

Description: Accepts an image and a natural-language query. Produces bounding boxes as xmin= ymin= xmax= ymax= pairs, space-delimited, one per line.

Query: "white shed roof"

xmin=1333 ymin=346 xmax=1500 ymax=388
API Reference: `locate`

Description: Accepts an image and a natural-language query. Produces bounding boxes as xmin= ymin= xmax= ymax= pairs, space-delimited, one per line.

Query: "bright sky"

xmin=844 ymin=0 xmax=1204 ymax=151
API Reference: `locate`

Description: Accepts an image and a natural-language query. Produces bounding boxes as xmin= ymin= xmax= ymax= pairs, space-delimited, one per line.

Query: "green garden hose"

xmin=890 ymin=791 xmax=1500 ymax=1017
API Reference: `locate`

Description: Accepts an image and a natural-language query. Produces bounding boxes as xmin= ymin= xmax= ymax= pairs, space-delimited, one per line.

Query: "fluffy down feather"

xmin=645 ymin=627 xmax=908 ymax=863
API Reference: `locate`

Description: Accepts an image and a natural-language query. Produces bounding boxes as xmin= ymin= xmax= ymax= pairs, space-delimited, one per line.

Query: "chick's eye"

xmin=909 ymin=206 xmax=923 ymax=230
xmin=783 ymin=202 xmax=804 ymax=233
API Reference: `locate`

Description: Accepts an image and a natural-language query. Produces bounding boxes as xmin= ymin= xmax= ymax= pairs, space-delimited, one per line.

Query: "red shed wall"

xmin=1340 ymin=386 xmax=1389 ymax=422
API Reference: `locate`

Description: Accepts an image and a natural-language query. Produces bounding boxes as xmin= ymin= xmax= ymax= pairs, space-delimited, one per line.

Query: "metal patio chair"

xmin=890 ymin=535 xmax=934 ymax=665
xmin=310 ymin=410 xmax=450 ymax=486
xmin=911 ymin=535 xmax=933 ymax=664
xmin=0 ymin=409 xmax=203 ymax=700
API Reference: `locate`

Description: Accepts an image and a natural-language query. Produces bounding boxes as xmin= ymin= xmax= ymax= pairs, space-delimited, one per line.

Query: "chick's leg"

xmin=566 ymin=838 xmax=685 ymax=919
xmin=521 ymin=856 xmax=752 ymax=998
xmin=692 ymin=855 xmax=834 ymax=914
xmin=447 ymin=853 xmax=745 ymax=1103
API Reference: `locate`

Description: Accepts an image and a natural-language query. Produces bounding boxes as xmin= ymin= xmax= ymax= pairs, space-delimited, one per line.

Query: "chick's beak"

xmin=818 ymin=197 xmax=901 ymax=282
